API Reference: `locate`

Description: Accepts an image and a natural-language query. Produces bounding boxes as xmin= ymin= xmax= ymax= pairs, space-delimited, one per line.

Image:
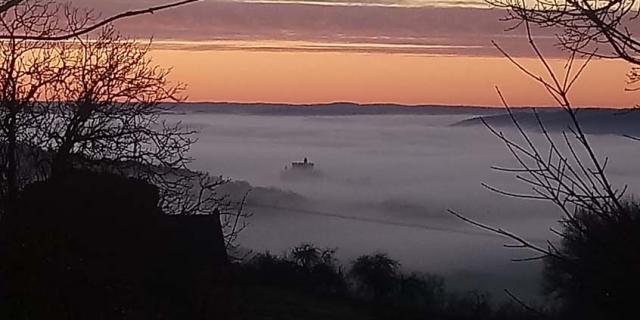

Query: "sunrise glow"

xmin=88 ymin=0 xmax=637 ymax=107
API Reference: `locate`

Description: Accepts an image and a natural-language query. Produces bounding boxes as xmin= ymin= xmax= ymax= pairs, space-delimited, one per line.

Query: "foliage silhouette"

xmin=231 ymin=244 xmax=540 ymax=320
xmin=349 ymin=253 xmax=400 ymax=302
xmin=543 ymin=200 xmax=640 ymax=320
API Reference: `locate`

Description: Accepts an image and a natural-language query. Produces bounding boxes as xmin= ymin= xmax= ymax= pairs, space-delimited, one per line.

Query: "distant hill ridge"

xmin=453 ymin=108 xmax=640 ymax=136
xmin=164 ymin=102 xmax=512 ymax=116
xmin=163 ymin=102 xmax=639 ymax=136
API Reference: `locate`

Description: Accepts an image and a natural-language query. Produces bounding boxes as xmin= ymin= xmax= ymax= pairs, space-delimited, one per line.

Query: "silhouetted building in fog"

xmin=291 ymin=157 xmax=314 ymax=170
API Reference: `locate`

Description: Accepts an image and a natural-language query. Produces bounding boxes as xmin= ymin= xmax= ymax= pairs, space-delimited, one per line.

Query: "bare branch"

xmin=0 ymin=1 xmax=23 ymax=14
xmin=0 ymin=0 xmax=199 ymax=41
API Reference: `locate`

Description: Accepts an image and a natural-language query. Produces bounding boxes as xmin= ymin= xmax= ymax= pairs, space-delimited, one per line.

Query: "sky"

xmin=78 ymin=0 xmax=640 ymax=107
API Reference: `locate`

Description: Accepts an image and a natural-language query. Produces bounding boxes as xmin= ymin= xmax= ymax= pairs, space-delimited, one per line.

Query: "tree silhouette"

xmin=490 ymin=0 xmax=640 ymax=66
xmin=543 ymin=201 xmax=640 ymax=319
xmin=0 ymin=2 xmax=244 ymax=317
xmin=290 ymin=243 xmax=336 ymax=270
xmin=0 ymin=1 xmax=202 ymax=218
xmin=349 ymin=253 xmax=400 ymax=302
xmin=0 ymin=1 xmax=245 ymax=239
xmin=448 ymin=1 xmax=640 ymax=315
xmin=41 ymin=27 xmax=187 ymax=179
xmin=0 ymin=1 xmax=69 ymax=214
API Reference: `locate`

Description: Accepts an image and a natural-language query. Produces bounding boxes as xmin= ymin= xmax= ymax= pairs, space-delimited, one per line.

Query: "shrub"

xmin=543 ymin=201 xmax=640 ymax=319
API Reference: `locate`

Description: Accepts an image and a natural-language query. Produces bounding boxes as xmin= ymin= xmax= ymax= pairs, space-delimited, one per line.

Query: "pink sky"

xmin=74 ymin=0 xmax=640 ymax=107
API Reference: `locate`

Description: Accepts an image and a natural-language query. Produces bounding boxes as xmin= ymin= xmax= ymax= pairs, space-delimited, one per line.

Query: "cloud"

xmin=222 ymin=0 xmax=488 ymax=8
xmin=87 ymin=0 xmax=560 ymax=57
xmin=147 ymin=39 xmax=489 ymax=56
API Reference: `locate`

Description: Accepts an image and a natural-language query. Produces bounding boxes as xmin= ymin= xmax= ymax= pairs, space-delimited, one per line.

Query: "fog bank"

xmin=164 ymin=105 xmax=640 ymax=301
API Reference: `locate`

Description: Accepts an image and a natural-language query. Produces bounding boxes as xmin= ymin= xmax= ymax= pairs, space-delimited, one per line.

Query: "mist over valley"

xmin=163 ymin=103 xmax=640 ymax=300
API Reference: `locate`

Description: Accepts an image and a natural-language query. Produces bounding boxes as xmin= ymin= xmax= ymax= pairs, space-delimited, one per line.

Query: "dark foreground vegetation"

xmin=1 ymin=170 xmax=639 ymax=319
xmin=230 ymin=245 xmax=541 ymax=320
xmin=1 ymin=0 xmax=640 ymax=319
xmin=0 ymin=170 xmax=536 ymax=320
xmin=0 ymin=171 xmax=231 ymax=319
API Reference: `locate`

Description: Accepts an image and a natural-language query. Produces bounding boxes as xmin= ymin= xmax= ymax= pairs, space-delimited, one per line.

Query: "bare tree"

xmin=0 ymin=7 xmax=193 ymax=214
xmin=491 ymin=0 xmax=640 ymax=62
xmin=0 ymin=0 xmax=250 ymax=249
xmin=0 ymin=0 xmax=199 ymax=215
xmin=450 ymin=19 xmax=620 ymax=259
xmin=490 ymin=0 xmax=640 ymax=94
xmin=0 ymin=1 xmax=70 ymax=214
xmin=39 ymin=27 xmax=189 ymax=178
xmin=448 ymin=12 xmax=640 ymax=315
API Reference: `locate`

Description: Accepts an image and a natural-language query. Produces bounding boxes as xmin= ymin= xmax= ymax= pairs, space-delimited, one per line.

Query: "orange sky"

xmin=87 ymin=0 xmax=640 ymax=107
xmin=151 ymin=48 xmax=638 ymax=107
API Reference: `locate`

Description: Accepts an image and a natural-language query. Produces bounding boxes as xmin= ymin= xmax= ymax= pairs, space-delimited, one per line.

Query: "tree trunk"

xmin=4 ymin=107 xmax=18 ymax=216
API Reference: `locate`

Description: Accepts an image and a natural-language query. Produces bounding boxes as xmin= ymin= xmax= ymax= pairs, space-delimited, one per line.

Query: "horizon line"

xmin=167 ymin=100 xmax=627 ymax=110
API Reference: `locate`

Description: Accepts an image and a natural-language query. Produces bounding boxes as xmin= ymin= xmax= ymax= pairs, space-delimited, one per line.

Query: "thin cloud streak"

xmin=226 ymin=0 xmax=488 ymax=8
xmin=148 ymin=39 xmax=486 ymax=55
xmin=97 ymin=1 xmax=563 ymax=57
xmin=74 ymin=1 xmax=639 ymax=57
